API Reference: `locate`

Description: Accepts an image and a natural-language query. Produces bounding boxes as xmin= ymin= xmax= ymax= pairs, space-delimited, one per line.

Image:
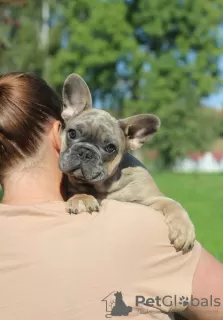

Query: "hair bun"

xmin=0 ymin=72 xmax=62 ymax=181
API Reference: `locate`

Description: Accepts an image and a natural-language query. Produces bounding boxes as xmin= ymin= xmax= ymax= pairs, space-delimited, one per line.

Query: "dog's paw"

xmin=165 ymin=212 xmax=196 ymax=253
xmin=66 ymin=194 xmax=100 ymax=214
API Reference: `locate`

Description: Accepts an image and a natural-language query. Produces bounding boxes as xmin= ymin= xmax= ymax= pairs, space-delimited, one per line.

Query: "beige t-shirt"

xmin=0 ymin=200 xmax=201 ymax=320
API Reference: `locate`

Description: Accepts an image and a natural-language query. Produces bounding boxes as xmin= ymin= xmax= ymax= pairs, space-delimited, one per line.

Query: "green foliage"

xmin=217 ymin=112 xmax=223 ymax=137
xmin=127 ymin=90 xmax=221 ymax=167
xmin=123 ymin=0 xmax=223 ymax=165
xmin=0 ymin=0 xmax=61 ymax=80
xmin=126 ymin=0 xmax=223 ymax=98
xmin=1 ymin=2 xmax=43 ymax=74
xmin=1 ymin=0 xmax=223 ymax=167
xmin=51 ymin=0 xmax=137 ymax=97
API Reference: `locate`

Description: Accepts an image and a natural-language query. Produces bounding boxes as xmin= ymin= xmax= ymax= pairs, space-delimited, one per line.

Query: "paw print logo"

xmin=179 ymin=296 xmax=190 ymax=307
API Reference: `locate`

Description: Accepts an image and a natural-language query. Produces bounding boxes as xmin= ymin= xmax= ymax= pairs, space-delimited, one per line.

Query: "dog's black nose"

xmin=77 ymin=147 xmax=94 ymax=161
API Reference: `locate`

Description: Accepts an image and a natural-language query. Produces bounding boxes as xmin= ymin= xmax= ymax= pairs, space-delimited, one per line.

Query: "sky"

xmin=206 ymin=93 xmax=223 ymax=109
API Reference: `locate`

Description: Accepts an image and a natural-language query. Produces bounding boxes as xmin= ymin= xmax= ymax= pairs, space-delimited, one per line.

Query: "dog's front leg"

xmin=105 ymin=166 xmax=195 ymax=252
xmin=141 ymin=196 xmax=195 ymax=253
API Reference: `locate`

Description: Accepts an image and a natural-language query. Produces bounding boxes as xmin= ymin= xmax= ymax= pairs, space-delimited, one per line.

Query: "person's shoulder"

xmin=100 ymin=199 xmax=169 ymax=242
xmin=101 ymin=199 xmax=165 ymax=222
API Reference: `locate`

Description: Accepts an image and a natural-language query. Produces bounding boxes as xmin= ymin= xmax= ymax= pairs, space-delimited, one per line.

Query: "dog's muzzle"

xmin=75 ymin=145 xmax=95 ymax=162
xmin=59 ymin=143 xmax=106 ymax=181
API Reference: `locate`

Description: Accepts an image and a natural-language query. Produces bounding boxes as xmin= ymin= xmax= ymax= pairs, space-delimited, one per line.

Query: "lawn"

xmin=0 ymin=173 xmax=222 ymax=261
xmin=153 ymin=173 xmax=223 ymax=261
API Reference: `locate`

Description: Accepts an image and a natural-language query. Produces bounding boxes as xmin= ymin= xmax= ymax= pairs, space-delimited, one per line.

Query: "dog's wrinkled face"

xmin=59 ymin=74 xmax=160 ymax=183
xmin=59 ymin=109 xmax=126 ymax=182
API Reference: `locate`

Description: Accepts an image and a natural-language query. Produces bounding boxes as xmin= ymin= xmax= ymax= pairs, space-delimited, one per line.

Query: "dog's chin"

xmin=86 ymin=172 xmax=106 ymax=183
xmin=69 ymin=168 xmax=107 ymax=183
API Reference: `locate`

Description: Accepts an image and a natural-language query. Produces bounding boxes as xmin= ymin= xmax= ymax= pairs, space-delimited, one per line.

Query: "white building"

xmin=174 ymin=152 xmax=223 ymax=173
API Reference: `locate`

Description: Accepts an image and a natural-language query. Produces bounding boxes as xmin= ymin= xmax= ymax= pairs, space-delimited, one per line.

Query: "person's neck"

xmin=2 ymin=166 xmax=65 ymax=206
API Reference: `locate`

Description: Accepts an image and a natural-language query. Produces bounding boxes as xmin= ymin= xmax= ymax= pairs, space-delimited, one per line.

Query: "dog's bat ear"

xmin=119 ymin=114 xmax=160 ymax=150
xmin=62 ymin=74 xmax=92 ymax=122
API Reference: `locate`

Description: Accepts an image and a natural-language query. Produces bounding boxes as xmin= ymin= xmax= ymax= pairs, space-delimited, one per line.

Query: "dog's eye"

xmin=105 ymin=143 xmax=116 ymax=154
xmin=67 ymin=129 xmax=76 ymax=140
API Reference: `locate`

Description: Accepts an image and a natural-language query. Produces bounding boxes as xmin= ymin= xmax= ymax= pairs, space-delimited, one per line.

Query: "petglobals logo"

xmin=102 ymin=291 xmax=132 ymax=318
xmin=135 ymin=295 xmax=222 ymax=308
xmin=102 ymin=292 xmax=222 ymax=318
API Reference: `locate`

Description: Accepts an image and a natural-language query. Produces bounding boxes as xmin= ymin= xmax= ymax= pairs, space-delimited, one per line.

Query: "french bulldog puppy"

xmin=59 ymin=74 xmax=195 ymax=252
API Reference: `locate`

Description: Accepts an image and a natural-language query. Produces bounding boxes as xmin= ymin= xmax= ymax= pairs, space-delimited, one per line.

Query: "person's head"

xmin=0 ymin=72 xmax=62 ymax=188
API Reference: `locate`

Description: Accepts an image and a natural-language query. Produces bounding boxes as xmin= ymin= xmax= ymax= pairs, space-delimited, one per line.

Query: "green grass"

xmin=153 ymin=173 xmax=223 ymax=261
xmin=0 ymin=173 xmax=222 ymax=261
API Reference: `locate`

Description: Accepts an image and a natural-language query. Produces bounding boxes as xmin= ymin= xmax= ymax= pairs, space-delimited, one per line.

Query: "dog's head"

xmin=59 ymin=74 xmax=160 ymax=183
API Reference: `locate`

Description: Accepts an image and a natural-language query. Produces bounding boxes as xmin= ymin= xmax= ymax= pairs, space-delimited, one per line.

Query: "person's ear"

xmin=52 ymin=121 xmax=61 ymax=154
xmin=119 ymin=114 xmax=160 ymax=151
xmin=62 ymin=73 xmax=92 ymax=123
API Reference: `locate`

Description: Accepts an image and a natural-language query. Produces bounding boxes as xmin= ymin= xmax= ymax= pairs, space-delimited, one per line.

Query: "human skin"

xmin=1 ymin=119 xmax=223 ymax=319
xmin=181 ymin=248 xmax=223 ymax=319
xmin=1 ymin=121 xmax=63 ymax=205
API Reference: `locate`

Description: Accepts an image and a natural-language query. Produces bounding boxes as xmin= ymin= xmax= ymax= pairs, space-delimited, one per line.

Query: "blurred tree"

xmin=123 ymin=0 xmax=223 ymax=166
xmin=216 ymin=110 xmax=223 ymax=137
xmin=0 ymin=0 xmax=63 ymax=81
xmin=51 ymin=0 xmax=223 ymax=167
xmin=1 ymin=0 xmax=43 ymax=75
xmin=51 ymin=0 xmax=137 ymax=105
xmin=1 ymin=0 xmax=223 ymax=168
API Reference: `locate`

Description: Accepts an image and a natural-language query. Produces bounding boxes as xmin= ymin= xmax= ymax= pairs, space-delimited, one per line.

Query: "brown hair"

xmin=0 ymin=72 xmax=62 ymax=181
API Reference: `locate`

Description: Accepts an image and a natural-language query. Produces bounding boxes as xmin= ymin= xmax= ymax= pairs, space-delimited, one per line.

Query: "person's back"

xmin=0 ymin=199 xmax=201 ymax=320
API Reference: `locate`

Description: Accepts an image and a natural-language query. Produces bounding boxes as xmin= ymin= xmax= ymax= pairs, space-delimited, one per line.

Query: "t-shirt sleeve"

xmin=101 ymin=199 xmax=202 ymax=314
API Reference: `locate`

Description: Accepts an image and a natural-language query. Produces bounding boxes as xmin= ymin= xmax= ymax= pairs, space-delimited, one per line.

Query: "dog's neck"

xmin=92 ymin=168 xmax=122 ymax=194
